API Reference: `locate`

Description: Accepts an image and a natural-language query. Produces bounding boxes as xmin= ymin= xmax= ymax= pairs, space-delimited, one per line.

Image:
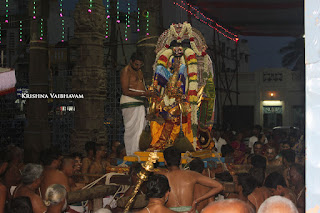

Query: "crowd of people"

xmin=0 ymin=124 xmax=305 ymax=213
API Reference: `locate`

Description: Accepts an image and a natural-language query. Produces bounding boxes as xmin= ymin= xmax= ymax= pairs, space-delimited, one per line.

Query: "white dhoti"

xmin=120 ymin=91 xmax=146 ymax=156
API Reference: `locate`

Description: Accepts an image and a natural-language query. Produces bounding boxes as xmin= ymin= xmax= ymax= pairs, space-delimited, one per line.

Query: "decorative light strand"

xmin=19 ymin=21 xmax=22 ymax=42
xmin=116 ymin=0 xmax=120 ymax=23
xmin=5 ymin=0 xmax=9 ymax=23
xmin=32 ymin=0 xmax=36 ymax=19
xmin=124 ymin=2 xmax=130 ymax=41
xmin=137 ymin=7 xmax=140 ymax=32
xmin=146 ymin=11 xmax=149 ymax=36
xmin=173 ymin=0 xmax=238 ymax=41
xmin=0 ymin=24 xmax=2 ymax=44
xmin=105 ymin=0 xmax=110 ymax=38
xmin=60 ymin=0 xmax=64 ymax=42
xmin=40 ymin=18 xmax=43 ymax=40
xmin=88 ymin=0 xmax=93 ymax=12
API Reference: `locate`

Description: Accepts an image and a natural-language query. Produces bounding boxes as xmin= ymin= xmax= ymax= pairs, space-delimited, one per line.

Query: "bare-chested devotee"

xmin=120 ymin=52 xmax=152 ymax=156
xmin=257 ymin=196 xmax=298 ymax=213
xmin=136 ymin=174 xmax=176 ymax=213
xmin=161 ymin=147 xmax=223 ymax=213
xmin=265 ymin=146 xmax=282 ymax=166
xmin=40 ymin=150 xmax=70 ymax=198
xmin=288 ymin=164 xmax=305 ymax=213
xmin=202 ymin=199 xmax=255 ymax=213
xmin=82 ymin=141 xmax=96 ymax=183
xmin=88 ymin=144 xmax=110 ymax=175
xmin=12 ymin=163 xmax=47 ymax=213
xmin=189 ymin=158 xmax=215 ymax=213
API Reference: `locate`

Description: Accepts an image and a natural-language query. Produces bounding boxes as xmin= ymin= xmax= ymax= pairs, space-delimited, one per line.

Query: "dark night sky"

xmin=64 ymin=0 xmax=295 ymax=72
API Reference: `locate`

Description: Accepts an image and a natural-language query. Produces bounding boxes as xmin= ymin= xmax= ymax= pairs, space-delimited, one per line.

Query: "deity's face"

xmin=173 ymin=46 xmax=183 ymax=57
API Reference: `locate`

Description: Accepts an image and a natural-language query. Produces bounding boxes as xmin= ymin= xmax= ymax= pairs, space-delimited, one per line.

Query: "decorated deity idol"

xmin=145 ymin=22 xmax=216 ymax=151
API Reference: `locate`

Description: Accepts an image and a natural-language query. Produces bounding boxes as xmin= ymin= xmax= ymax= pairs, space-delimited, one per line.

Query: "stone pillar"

xmin=137 ymin=0 xmax=162 ymax=84
xmin=24 ymin=0 xmax=50 ymax=163
xmin=70 ymin=0 xmax=107 ymax=153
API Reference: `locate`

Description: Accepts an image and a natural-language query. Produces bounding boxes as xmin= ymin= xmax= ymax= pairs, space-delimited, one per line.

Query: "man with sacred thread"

xmin=120 ymin=52 xmax=152 ymax=156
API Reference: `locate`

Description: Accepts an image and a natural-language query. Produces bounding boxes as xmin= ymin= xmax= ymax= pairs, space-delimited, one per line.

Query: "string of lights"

xmin=40 ymin=18 xmax=43 ymax=40
xmin=0 ymin=24 xmax=2 ymax=44
xmin=60 ymin=0 xmax=64 ymax=42
xmin=88 ymin=0 xmax=93 ymax=12
xmin=137 ymin=7 xmax=140 ymax=32
xmin=32 ymin=0 xmax=36 ymax=19
xmin=19 ymin=21 xmax=22 ymax=42
xmin=146 ymin=11 xmax=149 ymax=36
xmin=105 ymin=0 xmax=110 ymax=38
xmin=5 ymin=0 xmax=9 ymax=23
xmin=116 ymin=0 xmax=120 ymax=23
xmin=173 ymin=0 xmax=238 ymax=42
xmin=124 ymin=2 xmax=130 ymax=41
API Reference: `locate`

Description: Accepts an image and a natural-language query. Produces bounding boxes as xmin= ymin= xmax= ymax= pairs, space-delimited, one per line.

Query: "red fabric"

xmin=0 ymin=87 xmax=15 ymax=96
xmin=177 ymin=36 xmax=181 ymax=40
xmin=165 ymin=44 xmax=170 ymax=48
xmin=188 ymin=90 xmax=197 ymax=96
xmin=202 ymin=51 xmax=207 ymax=56
xmin=189 ymin=37 xmax=194 ymax=41
xmin=187 ymin=54 xmax=196 ymax=61
xmin=188 ymin=72 xmax=197 ymax=77
xmin=159 ymin=55 xmax=168 ymax=63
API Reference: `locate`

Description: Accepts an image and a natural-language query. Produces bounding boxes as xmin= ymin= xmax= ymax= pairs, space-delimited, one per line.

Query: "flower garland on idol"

xmin=155 ymin=22 xmax=210 ymax=148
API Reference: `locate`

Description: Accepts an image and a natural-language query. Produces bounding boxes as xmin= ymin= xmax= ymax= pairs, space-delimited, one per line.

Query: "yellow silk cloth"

xmin=150 ymin=121 xmax=193 ymax=148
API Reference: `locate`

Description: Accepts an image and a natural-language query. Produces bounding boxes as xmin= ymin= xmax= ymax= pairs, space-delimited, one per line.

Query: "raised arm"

xmin=190 ymin=173 xmax=224 ymax=213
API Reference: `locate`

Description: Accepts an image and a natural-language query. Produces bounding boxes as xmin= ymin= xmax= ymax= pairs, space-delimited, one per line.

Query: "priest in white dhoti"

xmin=120 ymin=53 xmax=152 ymax=156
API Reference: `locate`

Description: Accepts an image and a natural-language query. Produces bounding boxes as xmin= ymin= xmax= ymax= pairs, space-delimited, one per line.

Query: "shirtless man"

xmin=120 ymin=52 xmax=152 ymax=156
xmin=40 ymin=151 xmax=70 ymax=198
xmin=202 ymin=199 xmax=255 ymax=213
xmin=88 ymin=144 xmax=110 ymax=175
xmin=189 ymin=158 xmax=215 ymax=213
xmin=136 ymin=174 xmax=175 ymax=213
xmin=288 ymin=164 xmax=305 ymax=213
xmin=13 ymin=163 xmax=47 ymax=213
xmin=161 ymin=147 xmax=223 ymax=213
xmin=265 ymin=146 xmax=281 ymax=166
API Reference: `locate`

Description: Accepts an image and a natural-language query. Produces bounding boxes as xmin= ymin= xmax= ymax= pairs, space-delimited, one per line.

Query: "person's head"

xmin=264 ymin=172 xmax=287 ymax=196
xmin=249 ymin=167 xmax=265 ymax=187
xmin=258 ymin=196 xmax=298 ymax=213
xmin=71 ymin=152 xmax=82 ymax=173
xmin=237 ymin=173 xmax=258 ymax=197
xmin=85 ymin=141 xmax=96 ymax=157
xmin=146 ymin=174 xmax=170 ymax=203
xmin=40 ymin=148 xmax=61 ymax=169
xmin=170 ymin=40 xmax=184 ymax=57
xmin=95 ymin=144 xmax=107 ymax=158
xmin=288 ymin=163 xmax=305 ymax=187
xmin=221 ymin=144 xmax=234 ymax=158
xmin=251 ymin=154 xmax=266 ymax=170
xmin=61 ymin=157 xmax=75 ymax=177
xmin=130 ymin=52 xmax=144 ymax=71
xmin=44 ymin=184 xmax=67 ymax=211
xmin=189 ymin=157 xmax=204 ymax=174
xmin=253 ymin=125 xmax=262 ymax=136
xmin=116 ymin=144 xmax=126 ymax=159
xmin=7 ymin=197 xmax=33 ymax=213
xmin=280 ymin=141 xmax=292 ymax=151
xmin=253 ymin=141 xmax=263 ymax=155
xmin=21 ymin=163 xmax=43 ymax=187
xmin=202 ymin=198 xmax=255 ymax=213
xmin=112 ymin=141 xmax=121 ymax=153
xmin=7 ymin=145 xmax=24 ymax=163
xmin=281 ymin=149 xmax=295 ymax=167
xmin=265 ymin=146 xmax=277 ymax=162
xmin=163 ymin=147 xmax=181 ymax=168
